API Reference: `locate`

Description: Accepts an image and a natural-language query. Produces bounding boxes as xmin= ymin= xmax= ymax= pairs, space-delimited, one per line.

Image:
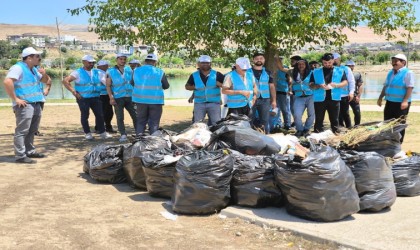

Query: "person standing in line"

xmin=106 ymin=53 xmax=137 ymax=142
xmin=34 ymin=57 xmax=51 ymax=137
xmin=95 ymin=60 xmax=116 ymax=133
xmin=129 ymin=59 xmax=141 ymax=71
xmin=63 ymin=55 xmax=112 ymax=140
xmin=291 ymin=59 xmax=315 ymax=137
xmin=346 ymin=60 xmax=363 ymax=126
xmin=377 ymin=53 xmax=415 ymax=143
xmin=222 ymin=57 xmax=257 ymax=116
xmin=3 ymin=47 xmax=49 ymax=163
xmin=333 ymin=53 xmax=356 ymax=129
xmin=248 ymin=52 xmax=276 ymax=134
xmin=185 ymin=55 xmax=224 ymax=126
xmin=310 ymin=53 xmax=348 ymax=134
xmin=132 ymin=54 xmax=170 ymax=135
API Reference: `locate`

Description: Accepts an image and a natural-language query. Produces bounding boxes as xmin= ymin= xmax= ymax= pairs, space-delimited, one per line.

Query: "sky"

xmin=0 ymin=0 xmax=418 ymax=25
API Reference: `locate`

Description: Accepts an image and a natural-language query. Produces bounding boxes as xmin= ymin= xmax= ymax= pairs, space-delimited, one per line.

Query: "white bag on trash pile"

xmin=268 ymin=134 xmax=299 ymax=154
xmin=306 ymin=130 xmax=337 ymax=143
xmin=171 ymin=123 xmax=213 ymax=148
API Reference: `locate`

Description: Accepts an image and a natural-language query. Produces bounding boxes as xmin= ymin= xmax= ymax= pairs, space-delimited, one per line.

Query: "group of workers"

xmin=3 ymin=47 xmax=415 ymax=164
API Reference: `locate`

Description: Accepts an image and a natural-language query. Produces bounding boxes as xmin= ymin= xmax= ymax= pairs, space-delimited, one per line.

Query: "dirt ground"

xmin=0 ymin=105 xmax=339 ymax=250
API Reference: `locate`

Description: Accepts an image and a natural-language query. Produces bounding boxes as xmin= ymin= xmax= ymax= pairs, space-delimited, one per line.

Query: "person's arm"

xmin=43 ymin=75 xmax=52 ymax=96
xmin=106 ymin=76 xmax=116 ymax=105
xmin=401 ymin=87 xmax=413 ymax=110
xmin=161 ymin=74 xmax=170 ymax=89
xmin=4 ymin=77 xmax=27 ymax=107
xmin=274 ymin=55 xmax=289 ymax=73
xmin=346 ymin=69 xmax=355 ymax=101
xmin=216 ymin=72 xmax=225 ymax=87
xmin=269 ymin=83 xmax=276 ymax=109
xmin=62 ymin=75 xmax=82 ymax=100
xmin=401 ymin=71 xmax=416 ymax=110
xmin=185 ymin=74 xmax=195 ymax=91
xmin=377 ymin=85 xmax=386 ymax=107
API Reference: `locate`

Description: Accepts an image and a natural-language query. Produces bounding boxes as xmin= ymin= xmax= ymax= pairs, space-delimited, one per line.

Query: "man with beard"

xmin=310 ymin=53 xmax=348 ymax=134
xmin=248 ymin=52 xmax=276 ymax=134
xmin=377 ymin=54 xmax=415 ymax=143
xmin=185 ymin=55 xmax=225 ymax=126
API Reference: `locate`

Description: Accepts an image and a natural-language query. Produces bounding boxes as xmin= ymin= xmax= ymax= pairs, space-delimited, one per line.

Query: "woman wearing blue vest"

xmin=133 ymin=54 xmax=170 ymax=135
xmin=185 ymin=55 xmax=225 ymax=126
xmin=377 ymin=54 xmax=415 ymax=143
xmin=291 ymin=59 xmax=315 ymax=137
xmin=309 ymin=53 xmax=348 ymax=134
xmin=63 ymin=55 xmax=111 ymax=140
xmin=106 ymin=53 xmax=137 ymax=142
xmin=222 ymin=57 xmax=257 ymax=117
xmin=3 ymin=47 xmax=49 ymax=164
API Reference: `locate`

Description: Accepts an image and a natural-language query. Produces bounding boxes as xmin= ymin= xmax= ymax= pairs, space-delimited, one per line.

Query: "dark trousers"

xmin=314 ymin=99 xmax=340 ymax=133
xmin=76 ymin=97 xmax=105 ymax=134
xmin=114 ymin=97 xmax=137 ymax=135
xmin=384 ymin=101 xmax=410 ymax=143
xmin=227 ymin=105 xmax=251 ymax=117
xmin=339 ymin=96 xmax=352 ymax=128
xmin=95 ymin=95 xmax=114 ymax=131
xmin=252 ymin=98 xmax=271 ymax=134
xmin=135 ymin=103 xmax=163 ymax=135
xmin=349 ymin=100 xmax=361 ymax=126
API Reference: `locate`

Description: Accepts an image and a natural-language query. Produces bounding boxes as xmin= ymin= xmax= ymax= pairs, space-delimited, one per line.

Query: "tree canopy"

xmin=70 ymin=0 xmax=419 ymax=70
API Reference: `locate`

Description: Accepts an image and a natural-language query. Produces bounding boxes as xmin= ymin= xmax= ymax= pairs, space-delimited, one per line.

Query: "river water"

xmin=1 ymin=71 xmax=420 ymax=100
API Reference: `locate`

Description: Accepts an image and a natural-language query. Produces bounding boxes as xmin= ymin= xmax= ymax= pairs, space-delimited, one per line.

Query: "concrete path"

xmin=221 ymin=196 xmax=420 ymax=250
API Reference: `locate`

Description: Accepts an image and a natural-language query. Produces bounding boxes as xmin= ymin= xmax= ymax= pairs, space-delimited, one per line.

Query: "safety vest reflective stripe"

xmin=193 ymin=70 xmax=220 ymax=103
xmin=132 ymin=65 xmax=165 ymax=104
xmin=312 ymin=67 xmax=343 ymax=102
xmin=385 ymin=68 xmax=410 ymax=102
xmin=226 ymin=71 xmax=254 ymax=108
xmin=108 ymin=66 xmax=133 ymax=99
xmin=292 ymin=72 xmax=313 ymax=97
xmin=14 ymin=62 xmax=44 ymax=103
xmin=74 ymin=68 xmax=101 ymax=98
xmin=276 ymin=69 xmax=289 ymax=92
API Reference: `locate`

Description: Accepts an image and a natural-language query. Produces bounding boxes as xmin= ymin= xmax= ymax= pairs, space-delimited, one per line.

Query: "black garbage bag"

xmin=84 ymin=144 xmax=126 ymax=184
xmin=231 ymin=152 xmax=283 ymax=207
xmin=172 ymin=150 xmax=234 ymax=215
xmin=391 ymin=156 xmax=420 ymax=196
xmin=213 ymin=125 xmax=281 ymax=155
xmin=204 ymin=139 xmax=230 ymax=151
xmin=275 ymin=146 xmax=360 ymax=222
xmin=123 ymin=136 xmax=171 ymax=189
xmin=142 ymin=148 xmax=183 ymax=198
xmin=210 ymin=113 xmax=252 ymax=132
xmin=340 ymin=151 xmax=396 ymax=212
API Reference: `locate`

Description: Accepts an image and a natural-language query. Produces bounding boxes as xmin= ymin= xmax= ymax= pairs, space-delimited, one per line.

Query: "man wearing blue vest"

xmin=377 ymin=53 xmax=415 ymax=143
xmin=106 ymin=53 xmax=137 ymax=142
xmin=63 ymin=55 xmax=111 ymax=140
xmin=185 ymin=55 xmax=224 ymax=126
xmin=95 ymin=60 xmax=116 ymax=133
xmin=222 ymin=57 xmax=257 ymax=117
xmin=133 ymin=54 xmax=170 ymax=135
xmin=309 ymin=53 xmax=348 ymax=134
xmin=4 ymin=47 xmax=50 ymax=163
xmin=333 ymin=53 xmax=356 ymax=129
xmin=248 ymin=52 xmax=276 ymax=134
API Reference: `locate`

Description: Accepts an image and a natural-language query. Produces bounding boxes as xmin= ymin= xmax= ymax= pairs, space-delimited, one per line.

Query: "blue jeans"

xmin=275 ymin=93 xmax=291 ymax=128
xmin=76 ymin=97 xmax=105 ymax=134
xmin=193 ymin=102 xmax=221 ymax=126
xmin=252 ymin=98 xmax=271 ymax=134
xmin=13 ymin=103 xmax=42 ymax=159
xmin=114 ymin=97 xmax=137 ymax=135
xmin=293 ymin=95 xmax=315 ymax=132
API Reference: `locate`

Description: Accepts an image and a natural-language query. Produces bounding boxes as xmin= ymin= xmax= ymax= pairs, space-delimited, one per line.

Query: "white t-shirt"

xmin=6 ymin=65 xmax=42 ymax=82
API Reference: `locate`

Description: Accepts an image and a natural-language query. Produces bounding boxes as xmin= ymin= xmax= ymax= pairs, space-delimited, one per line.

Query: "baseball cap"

xmin=97 ymin=60 xmax=109 ymax=66
xmin=235 ymin=57 xmax=252 ymax=70
xmin=321 ymin=53 xmax=334 ymax=61
xmin=198 ymin=55 xmax=211 ymax=63
xmin=345 ymin=60 xmax=355 ymax=66
xmin=332 ymin=53 xmax=341 ymax=59
xmin=82 ymin=55 xmax=96 ymax=62
xmin=392 ymin=53 xmax=407 ymax=62
xmin=145 ymin=54 xmax=158 ymax=61
xmin=116 ymin=53 xmax=127 ymax=59
xmin=22 ymin=47 xmax=42 ymax=57
xmin=129 ymin=59 xmax=140 ymax=64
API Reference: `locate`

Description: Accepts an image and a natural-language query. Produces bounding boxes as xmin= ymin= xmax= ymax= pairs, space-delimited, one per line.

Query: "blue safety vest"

xmin=97 ymin=69 xmax=108 ymax=95
xmin=108 ymin=66 xmax=133 ymax=99
xmin=338 ymin=65 xmax=351 ymax=96
xmin=34 ymin=66 xmax=46 ymax=102
xmin=276 ymin=68 xmax=289 ymax=92
xmin=312 ymin=67 xmax=344 ymax=102
xmin=226 ymin=71 xmax=254 ymax=108
xmin=74 ymin=68 xmax=101 ymax=98
xmin=385 ymin=67 xmax=411 ymax=102
xmin=193 ymin=70 xmax=221 ymax=103
xmin=292 ymin=71 xmax=313 ymax=97
xmin=13 ymin=62 xmax=45 ymax=103
xmin=249 ymin=68 xmax=270 ymax=98
xmin=132 ymin=65 xmax=165 ymax=104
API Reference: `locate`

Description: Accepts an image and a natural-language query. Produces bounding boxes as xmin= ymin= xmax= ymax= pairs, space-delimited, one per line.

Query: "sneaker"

xmin=27 ymin=153 xmax=45 ymax=158
xmin=302 ymin=129 xmax=311 ymax=137
xmin=16 ymin=157 xmax=37 ymax=164
xmin=119 ymin=134 xmax=128 ymax=142
xmin=85 ymin=133 xmax=94 ymax=140
xmin=100 ymin=132 xmax=112 ymax=139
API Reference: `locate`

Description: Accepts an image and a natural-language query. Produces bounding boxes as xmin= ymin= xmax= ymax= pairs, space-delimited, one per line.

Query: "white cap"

xmin=82 ymin=55 xmax=96 ymax=62
xmin=145 ymin=54 xmax=158 ymax=61
xmin=198 ymin=55 xmax=211 ymax=63
xmin=129 ymin=59 xmax=140 ymax=64
xmin=22 ymin=47 xmax=42 ymax=57
xmin=392 ymin=53 xmax=407 ymax=61
xmin=332 ymin=52 xmax=341 ymax=59
xmin=97 ymin=60 xmax=109 ymax=66
xmin=235 ymin=57 xmax=252 ymax=70
xmin=116 ymin=53 xmax=127 ymax=59
xmin=345 ymin=60 xmax=355 ymax=66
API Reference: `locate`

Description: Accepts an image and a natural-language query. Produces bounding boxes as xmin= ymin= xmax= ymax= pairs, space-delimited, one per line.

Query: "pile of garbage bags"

xmin=391 ymin=156 xmax=420 ymax=196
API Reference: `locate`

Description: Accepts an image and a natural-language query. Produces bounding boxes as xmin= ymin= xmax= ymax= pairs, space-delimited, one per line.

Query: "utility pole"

xmin=56 ymin=17 xmax=65 ymax=99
